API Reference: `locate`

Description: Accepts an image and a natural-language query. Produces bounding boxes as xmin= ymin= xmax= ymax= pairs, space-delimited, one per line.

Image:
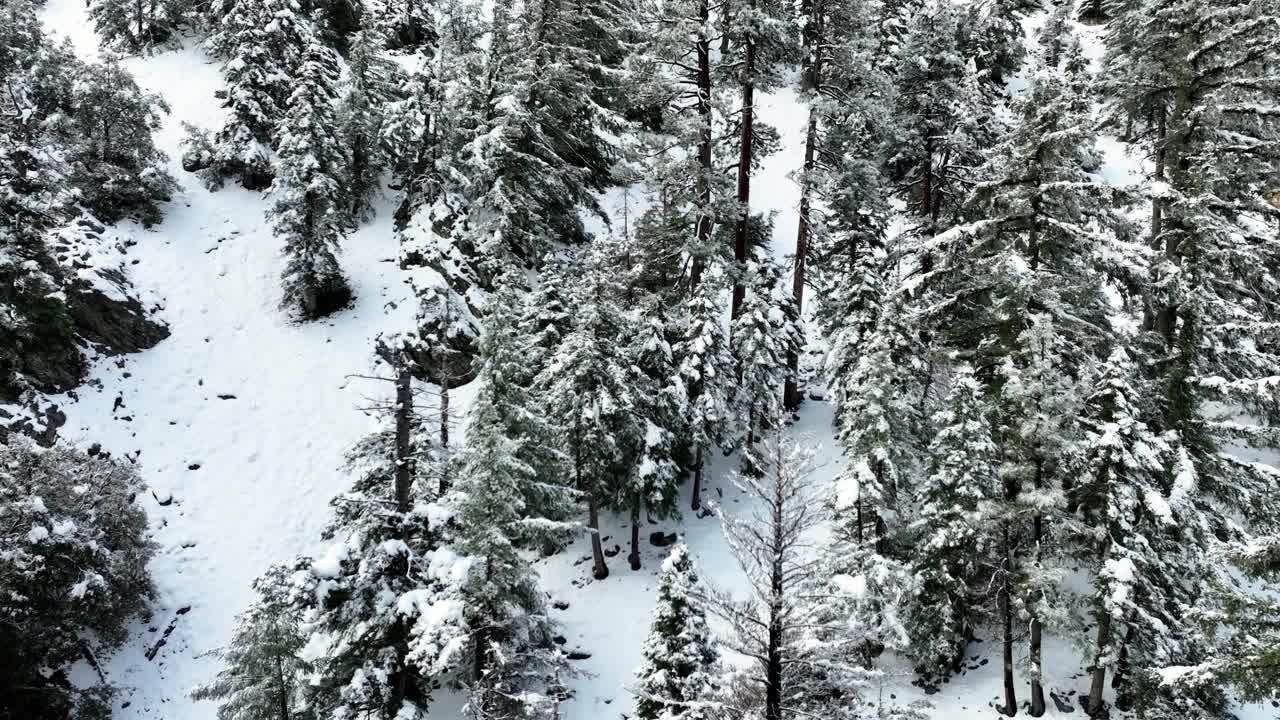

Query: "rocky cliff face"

xmin=3 ymin=215 xmax=168 ymax=415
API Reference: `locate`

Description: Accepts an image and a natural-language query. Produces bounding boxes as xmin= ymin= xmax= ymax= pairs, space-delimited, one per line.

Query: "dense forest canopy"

xmin=2 ymin=0 xmax=1279 ymax=719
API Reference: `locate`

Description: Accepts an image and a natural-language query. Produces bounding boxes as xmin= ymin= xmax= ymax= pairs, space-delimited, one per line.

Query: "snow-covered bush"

xmin=0 ymin=436 xmax=156 ymax=720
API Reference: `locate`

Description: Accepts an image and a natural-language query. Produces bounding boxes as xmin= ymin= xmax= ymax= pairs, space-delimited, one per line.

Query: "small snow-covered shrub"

xmin=0 ymin=436 xmax=157 ymax=720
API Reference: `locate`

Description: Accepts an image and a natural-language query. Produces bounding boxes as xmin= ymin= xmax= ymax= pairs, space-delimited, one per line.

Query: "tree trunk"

xmin=731 ymin=19 xmax=757 ymax=320
xmin=1029 ymin=460 xmax=1046 ymax=716
xmin=439 ymin=369 xmax=450 ymax=496
xmin=1001 ymin=524 xmax=1017 ymax=716
xmin=765 ymin=468 xmax=785 ymax=720
xmin=588 ymin=494 xmax=609 ymax=580
xmin=1087 ymin=611 xmax=1112 ymax=717
xmin=274 ymin=653 xmax=292 ymax=720
xmin=1150 ymin=109 xmax=1175 ymax=343
xmin=855 ymin=497 xmax=864 ymax=545
xmin=786 ymin=0 xmax=823 ymax=411
xmin=691 ymin=447 xmax=704 ymax=511
xmin=690 ymin=0 xmax=713 ymax=292
xmin=1111 ymin=617 xmax=1136 ymax=695
xmin=394 ymin=364 xmax=414 ymax=513
xmin=628 ymin=500 xmax=642 ymax=570
xmin=918 ymin=136 xmax=936 ymax=277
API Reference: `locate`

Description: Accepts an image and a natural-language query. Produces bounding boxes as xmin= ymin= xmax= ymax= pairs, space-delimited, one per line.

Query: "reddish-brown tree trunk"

xmin=691 ymin=447 xmax=704 ymax=511
xmin=628 ymin=501 xmax=642 ymax=570
xmin=1001 ymin=523 xmax=1017 ymax=716
xmin=786 ymin=0 xmax=823 ymax=411
xmin=731 ymin=20 xmax=757 ymax=320
xmin=690 ymin=0 xmax=713 ymax=292
xmin=1087 ymin=611 xmax=1111 ymax=717
xmin=588 ymin=495 xmax=609 ymax=580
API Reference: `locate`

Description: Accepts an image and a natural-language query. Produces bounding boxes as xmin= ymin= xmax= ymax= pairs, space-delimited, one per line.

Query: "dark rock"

xmin=980 ymin=658 xmax=989 ymax=666
xmin=604 ymin=544 xmax=621 ymax=558
xmin=1050 ymin=692 xmax=1075 ymax=714
xmin=217 ymin=394 xmax=237 ymax=400
xmin=187 ymin=463 xmax=201 ymax=471
xmin=552 ymin=601 xmax=570 ymax=611
xmin=152 ymin=491 xmax=174 ymax=507
xmin=66 ymin=267 xmax=169 ymax=357
xmin=649 ymin=531 xmax=678 ymax=547
xmin=553 ymin=635 xmax=567 ymax=645
xmin=88 ymin=443 xmax=102 ymax=456
xmin=566 ymin=651 xmax=592 ymax=661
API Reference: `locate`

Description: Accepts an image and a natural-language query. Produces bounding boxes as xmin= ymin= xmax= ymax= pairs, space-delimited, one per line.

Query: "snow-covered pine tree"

xmin=450 ymin=285 xmax=573 ymax=718
xmin=89 ymin=0 xmax=191 ymax=50
xmin=623 ymin=301 xmax=684 ymax=569
xmin=1100 ymin=5 xmax=1280 ymax=710
xmin=272 ymin=44 xmax=353 ymax=320
xmin=730 ymin=254 xmax=801 ymax=473
xmin=823 ymin=467 xmax=914 ymax=667
xmin=192 ymin=563 xmax=314 ymax=720
xmin=540 ymin=245 xmax=647 ymax=580
xmin=0 ymin=435 xmax=157 ymax=720
xmin=935 ymin=35 xmax=1136 ymax=373
xmin=1062 ymin=347 xmax=1226 ymax=717
xmin=630 ymin=0 xmax=730 ymax=293
xmin=339 ymin=28 xmax=406 ymax=223
xmin=632 ymin=544 xmax=720 ymax=720
xmin=461 ymin=280 xmax=576 ymax=550
xmin=995 ymin=319 xmax=1077 ymax=716
xmin=1171 ymin=538 xmax=1280 ymax=706
xmin=1104 ymin=0 xmax=1280 ymax=491
xmin=962 ymin=0 xmax=1036 ymax=86
xmin=722 ymin=0 xmax=795 ymax=318
xmin=300 ymin=337 xmax=470 ymax=720
xmin=518 ymin=255 xmax=578 ymax=379
xmin=709 ymin=435 xmax=826 ymax=720
xmin=887 ymin=0 xmax=999 ymax=274
xmin=907 ymin=367 xmax=996 ymax=681
xmin=786 ymin=0 xmax=891 ymax=408
xmin=399 ymin=0 xmax=626 ymax=290
xmin=920 ymin=36 xmax=1141 ymax=709
xmin=195 ymin=0 xmax=313 ymax=189
xmin=53 ymin=55 xmax=178 ymax=225
xmin=674 ymin=262 xmax=734 ymax=511
xmin=830 ymin=287 xmax=924 ymax=553
xmin=371 ymin=0 xmax=437 ymax=50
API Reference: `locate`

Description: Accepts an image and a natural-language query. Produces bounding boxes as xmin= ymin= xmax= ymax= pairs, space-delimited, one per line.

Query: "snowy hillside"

xmin=7 ymin=0 xmax=1280 ymax=719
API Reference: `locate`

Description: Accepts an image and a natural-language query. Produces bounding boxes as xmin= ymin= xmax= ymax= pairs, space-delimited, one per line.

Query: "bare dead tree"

xmin=705 ymin=431 xmax=828 ymax=720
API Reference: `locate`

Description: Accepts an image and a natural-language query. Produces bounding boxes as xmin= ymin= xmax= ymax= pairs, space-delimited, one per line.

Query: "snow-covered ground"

xmin=33 ymin=3 xmax=1276 ymax=720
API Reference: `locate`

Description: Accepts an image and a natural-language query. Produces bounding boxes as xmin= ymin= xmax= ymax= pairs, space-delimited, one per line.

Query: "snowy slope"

xmin=39 ymin=3 xmax=423 ymax=716
xmin=33 ymin=4 xmax=1277 ymax=720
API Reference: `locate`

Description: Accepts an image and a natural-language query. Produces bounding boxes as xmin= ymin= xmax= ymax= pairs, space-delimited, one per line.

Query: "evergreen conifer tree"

xmin=1064 ymin=347 xmax=1223 ymax=717
xmin=540 ymin=246 xmax=646 ymax=580
xmin=633 ymin=544 xmax=720 ymax=720
xmin=339 ymin=28 xmax=405 ymax=223
xmin=907 ymin=368 xmax=996 ymax=679
xmin=730 ymin=254 xmax=801 ymax=472
xmin=623 ymin=300 xmax=685 ymax=569
xmin=56 ymin=55 xmax=177 ymax=225
xmin=196 ymin=0 xmax=313 ymax=189
xmin=89 ymin=0 xmax=191 ymax=50
xmin=272 ymin=44 xmax=353 ymax=320
xmin=192 ymin=564 xmax=314 ymax=720
xmin=674 ymin=262 xmax=734 ymax=511
xmin=451 ymin=291 xmax=573 ymax=717
xmin=888 ymin=0 xmax=999 ymax=273
xmin=300 ymin=339 xmax=470 ymax=720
